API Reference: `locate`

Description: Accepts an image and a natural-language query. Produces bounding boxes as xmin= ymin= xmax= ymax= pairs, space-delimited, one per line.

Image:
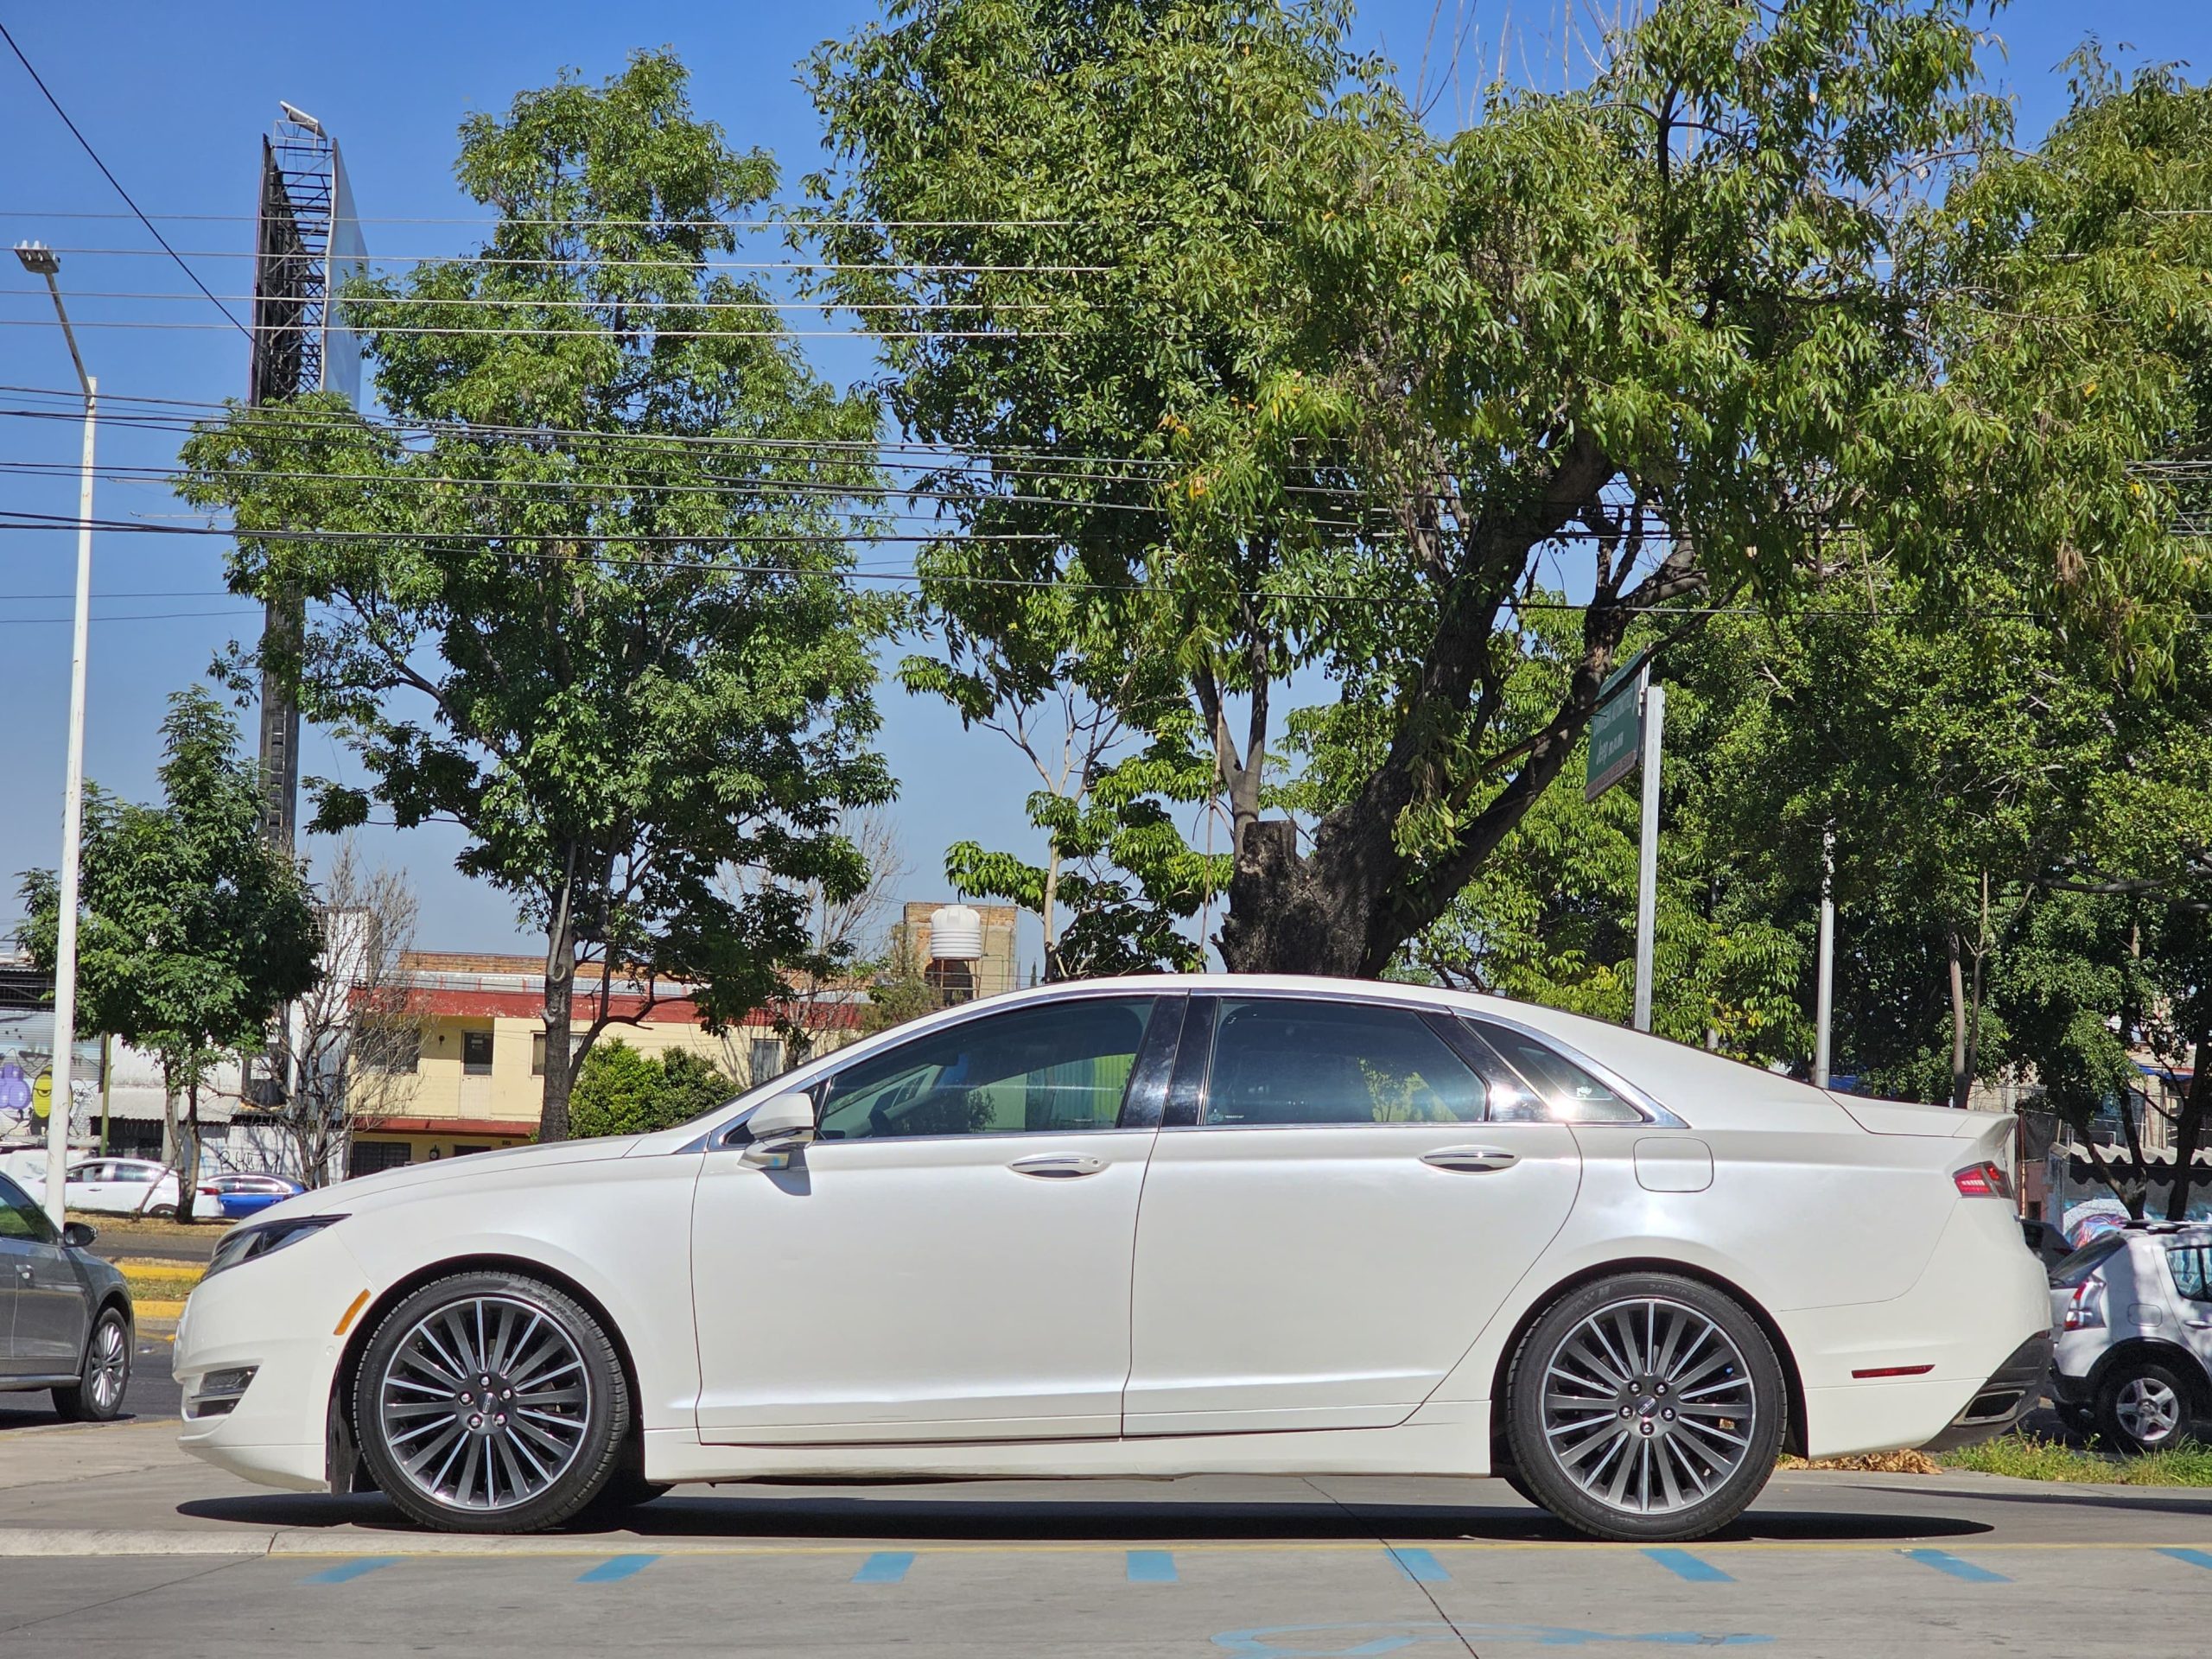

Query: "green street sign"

xmin=1585 ymin=651 xmax=1649 ymax=803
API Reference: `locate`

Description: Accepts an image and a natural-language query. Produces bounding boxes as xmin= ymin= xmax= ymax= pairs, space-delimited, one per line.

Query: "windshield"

xmin=2050 ymin=1232 xmax=2128 ymax=1287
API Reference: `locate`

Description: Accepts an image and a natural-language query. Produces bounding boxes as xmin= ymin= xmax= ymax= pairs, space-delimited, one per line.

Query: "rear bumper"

xmin=1916 ymin=1332 xmax=2052 ymax=1453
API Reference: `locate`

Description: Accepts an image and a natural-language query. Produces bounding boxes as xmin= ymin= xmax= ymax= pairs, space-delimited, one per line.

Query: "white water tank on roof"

xmin=928 ymin=904 xmax=984 ymax=962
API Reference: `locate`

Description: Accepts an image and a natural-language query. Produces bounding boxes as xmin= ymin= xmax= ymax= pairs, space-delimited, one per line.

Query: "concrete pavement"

xmin=1 ymin=1413 xmax=2208 ymax=1656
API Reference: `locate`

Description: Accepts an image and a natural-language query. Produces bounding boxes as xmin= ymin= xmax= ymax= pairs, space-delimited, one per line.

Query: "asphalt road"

xmin=2 ymin=1405 xmax=2209 ymax=1659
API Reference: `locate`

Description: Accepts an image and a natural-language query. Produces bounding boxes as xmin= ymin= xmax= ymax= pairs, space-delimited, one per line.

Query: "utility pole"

xmin=1814 ymin=827 xmax=1836 ymax=1089
xmin=15 ymin=241 xmax=95 ymax=1228
xmin=1631 ymin=667 xmax=1665 ymax=1033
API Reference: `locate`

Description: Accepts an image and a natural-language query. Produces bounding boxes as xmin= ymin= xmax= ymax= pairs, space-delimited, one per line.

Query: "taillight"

xmin=1954 ymin=1160 xmax=2012 ymax=1199
xmin=2063 ymin=1281 xmax=2105 ymax=1332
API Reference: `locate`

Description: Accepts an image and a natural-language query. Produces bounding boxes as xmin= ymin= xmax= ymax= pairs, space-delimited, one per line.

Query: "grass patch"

xmin=113 ymin=1258 xmax=204 ymax=1300
xmin=1942 ymin=1433 xmax=2212 ymax=1485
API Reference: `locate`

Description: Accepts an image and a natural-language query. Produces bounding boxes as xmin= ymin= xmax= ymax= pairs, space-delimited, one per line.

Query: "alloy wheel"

xmin=374 ymin=1294 xmax=593 ymax=1513
xmin=2115 ymin=1375 xmax=2183 ymax=1446
xmin=87 ymin=1318 xmax=128 ymax=1414
xmin=1538 ymin=1295 xmax=1758 ymax=1516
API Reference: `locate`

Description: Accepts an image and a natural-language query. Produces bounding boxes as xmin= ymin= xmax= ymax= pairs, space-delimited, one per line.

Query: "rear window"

xmin=2050 ymin=1233 xmax=2128 ymax=1288
xmin=2167 ymin=1242 xmax=2212 ymax=1303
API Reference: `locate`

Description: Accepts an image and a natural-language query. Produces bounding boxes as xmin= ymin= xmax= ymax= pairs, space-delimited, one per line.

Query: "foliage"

xmin=567 ymin=1039 xmax=737 ymax=1138
xmin=1942 ymin=1433 xmax=2212 ymax=1484
xmin=804 ymin=0 xmax=2177 ymax=977
xmin=178 ymin=52 xmax=896 ymax=1139
xmin=18 ymin=690 xmax=321 ymax=1219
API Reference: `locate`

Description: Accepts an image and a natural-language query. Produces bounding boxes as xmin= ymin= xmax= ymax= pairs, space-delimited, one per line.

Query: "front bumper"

xmin=1916 ymin=1332 xmax=2052 ymax=1453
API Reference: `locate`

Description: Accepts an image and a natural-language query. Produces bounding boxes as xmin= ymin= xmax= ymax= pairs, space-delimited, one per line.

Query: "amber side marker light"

xmin=334 ymin=1290 xmax=372 ymax=1336
xmin=1851 ymin=1364 xmax=1936 ymax=1379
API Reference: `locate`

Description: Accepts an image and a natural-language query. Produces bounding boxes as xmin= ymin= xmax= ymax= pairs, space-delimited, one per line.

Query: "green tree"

xmin=569 ymin=1040 xmax=742 ymax=1138
xmin=804 ymin=0 xmax=2171 ymax=979
xmin=180 ymin=53 xmax=895 ymax=1140
xmin=20 ymin=690 xmax=321 ymax=1220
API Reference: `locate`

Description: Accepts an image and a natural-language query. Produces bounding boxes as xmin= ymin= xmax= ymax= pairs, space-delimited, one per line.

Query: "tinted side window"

xmin=0 ymin=1173 xmax=56 ymax=1243
xmin=1466 ymin=1021 xmax=1643 ymax=1123
xmin=1203 ymin=999 xmax=1486 ymax=1127
xmin=2168 ymin=1243 xmax=2212 ymax=1303
xmin=817 ymin=997 xmax=1157 ymax=1141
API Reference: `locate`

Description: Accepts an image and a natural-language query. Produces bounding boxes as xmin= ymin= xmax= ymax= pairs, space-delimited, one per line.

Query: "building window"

xmin=359 ymin=1028 xmax=420 ymax=1074
xmin=348 ymin=1140 xmax=411 ymax=1178
xmin=450 ymin=1144 xmax=490 ymax=1158
xmin=750 ymin=1038 xmax=785 ymax=1084
xmin=462 ymin=1030 xmax=494 ymax=1076
xmin=531 ymin=1032 xmax=586 ymax=1077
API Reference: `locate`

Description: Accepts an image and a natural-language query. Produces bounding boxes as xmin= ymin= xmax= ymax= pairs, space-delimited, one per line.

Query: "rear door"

xmin=1122 ymin=994 xmax=1582 ymax=1435
xmin=0 ymin=1174 xmax=29 ymax=1376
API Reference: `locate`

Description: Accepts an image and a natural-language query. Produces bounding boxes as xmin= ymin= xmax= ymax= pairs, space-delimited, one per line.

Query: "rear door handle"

xmin=1007 ymin=1153 xmax=1108 ymax=1179
xmin=1421 ymin=1147 xmax=1519 ymax=1173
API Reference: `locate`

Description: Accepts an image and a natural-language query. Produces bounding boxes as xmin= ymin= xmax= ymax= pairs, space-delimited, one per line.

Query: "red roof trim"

xmin=356 ymin=1116 xmax=535 ymax=1138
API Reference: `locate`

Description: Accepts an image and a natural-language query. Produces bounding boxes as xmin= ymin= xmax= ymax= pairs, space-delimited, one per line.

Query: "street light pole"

xmin=16 ymin=242 xmax=95 ymax=1230
xmin=1814 ymin=827 xmax=1836 ymax=1090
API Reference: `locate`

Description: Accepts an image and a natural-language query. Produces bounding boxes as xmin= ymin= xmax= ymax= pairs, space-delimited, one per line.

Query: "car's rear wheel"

xmin=1506 ymin=1272 xmax=1785 ymax=1542
xmin=2096 ymin=1358 xmax=2195 ymax=1455
xmin=354 ymin=1270 xmax=630 ymax=1533
xmin=53 ymin=1306 xmax=130 ymax=1421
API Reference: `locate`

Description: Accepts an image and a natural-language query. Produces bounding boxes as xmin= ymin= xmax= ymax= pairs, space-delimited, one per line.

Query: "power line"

xmin=0 ymin=22 xmax=248 ymax=337
xmin=9 ymin=246 xmax=1114 ymax=273
xmin=0 ymin=318 xmax=1067 ymax=341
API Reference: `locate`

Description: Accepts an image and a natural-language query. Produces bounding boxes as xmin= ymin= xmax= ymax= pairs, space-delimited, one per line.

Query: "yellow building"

xmin=346 ymin=952 xmax=867 ymax=1175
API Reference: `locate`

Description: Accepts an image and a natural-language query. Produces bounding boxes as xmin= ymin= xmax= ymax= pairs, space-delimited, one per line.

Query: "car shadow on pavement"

xmin=174 ymin=1488 xmax=1990 ymax=1543
xmin=1904 ymin=1484 xmax=2212 ymax=1521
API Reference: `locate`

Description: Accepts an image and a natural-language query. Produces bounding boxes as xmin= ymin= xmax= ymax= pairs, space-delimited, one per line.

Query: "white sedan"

xmin=174 ymin=976 xmax=2049 ymax=1542
xmin=22 ymin=1156 xmax=183 ymax=1217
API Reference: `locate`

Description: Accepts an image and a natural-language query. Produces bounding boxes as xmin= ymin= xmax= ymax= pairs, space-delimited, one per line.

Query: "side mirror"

xmin=61 ymin=1220 xmax=97 ymax=1249
xmin=739 ymin=1091 xmax=818 ymax=1168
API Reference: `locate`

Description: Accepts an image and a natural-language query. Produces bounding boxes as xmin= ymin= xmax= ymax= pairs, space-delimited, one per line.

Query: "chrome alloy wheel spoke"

xmin=89 ymin=1321 xmax=126 ymax=1410
xmin=1539 ymin=1297 xmax=1757 ymax=1517
xmin=378 ymin=1294 xmax=590 ymax=1512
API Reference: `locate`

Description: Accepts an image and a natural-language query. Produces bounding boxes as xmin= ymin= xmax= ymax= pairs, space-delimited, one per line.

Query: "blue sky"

xmin=2 ymin=2 xmax=2206 ymax=963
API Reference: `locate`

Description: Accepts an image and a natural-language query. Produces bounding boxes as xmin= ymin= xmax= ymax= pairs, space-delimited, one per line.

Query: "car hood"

xmin=264 ymin=1135 xmax=645 ymax=1220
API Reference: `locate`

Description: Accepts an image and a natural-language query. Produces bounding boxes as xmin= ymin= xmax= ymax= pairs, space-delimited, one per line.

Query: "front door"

xmin=1124 ymin=995 xmax=1583 ymax=1435
xmin=690 ymin=993 xmax=1178 ymax=1443
xmin=0 ymin=1173 xmax=87 ymax=1377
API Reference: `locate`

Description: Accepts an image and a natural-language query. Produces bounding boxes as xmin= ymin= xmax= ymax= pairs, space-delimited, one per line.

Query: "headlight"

xmin=205 ymin=1214 xmax=346 ymax=1280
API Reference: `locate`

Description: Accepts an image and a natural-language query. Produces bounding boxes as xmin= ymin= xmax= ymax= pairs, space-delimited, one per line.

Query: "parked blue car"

xmin=198 ymin=1173 xmax=304 ymax=1220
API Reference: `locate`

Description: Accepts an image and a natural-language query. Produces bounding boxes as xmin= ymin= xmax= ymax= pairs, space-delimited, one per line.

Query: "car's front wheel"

xmin=2096 ymin=1358 xmax=2196 ymax=1455
xmin=1506 ymin=1272 xmax=1785 ymax=1541
xmin=354 ymin=1270 xmax=631 ymax=1533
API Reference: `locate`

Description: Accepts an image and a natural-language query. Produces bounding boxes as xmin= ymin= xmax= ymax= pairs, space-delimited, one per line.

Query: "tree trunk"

xmin=1945 ymin=927 xmax=1971 ymax=1110
xmin=538 ymin=887 xmax=578 ymax=1142
xmin=2165 ymin=1017 xmax=2212 ymax=1223
xmin=175 ymin=1075 xmax=201 ymax=1224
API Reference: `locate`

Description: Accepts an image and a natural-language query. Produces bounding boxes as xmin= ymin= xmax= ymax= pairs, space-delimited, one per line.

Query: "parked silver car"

xmin=2050 ymin=1223 xmax=2212 ymax=1452
xmin=0 ymin=1172 xmax=135 ymax=1419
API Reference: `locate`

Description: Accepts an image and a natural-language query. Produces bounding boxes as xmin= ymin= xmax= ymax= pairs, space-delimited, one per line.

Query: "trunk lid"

xmin=1829 ymin=1093 xmax=1982 ymax=1137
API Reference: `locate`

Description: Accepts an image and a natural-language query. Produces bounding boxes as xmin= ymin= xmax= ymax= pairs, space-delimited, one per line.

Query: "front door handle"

xmin=1007 ymin=1153 xmax=1108 ymax=1179
xmin=16 ymin=1264 xmax=32 ymax=1282
xmin=1421 ymin=1146 xmax=1519 ymax=1173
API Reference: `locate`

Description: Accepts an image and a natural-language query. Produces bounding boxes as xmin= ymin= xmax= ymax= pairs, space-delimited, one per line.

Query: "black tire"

xmin=1494 ymin=1466 xmax=1544 ymax=1511
xmin=2095 ymin=1357 xmax=2196 ymax=1455
xmin=148 ymin=1205 xmax=176 ymax=1219
xmin=354 ymin=1270 xmax=630 ymax=1534
xmin=1506 ymin=1272 xmax=1786 ymax=1543
xmin=52 ymin=1306 xmax=131 ymax=1422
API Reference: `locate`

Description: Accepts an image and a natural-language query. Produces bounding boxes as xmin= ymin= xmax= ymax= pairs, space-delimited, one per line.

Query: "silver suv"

xmin=2050 ymin=1223 xmax=2212 ymax=1453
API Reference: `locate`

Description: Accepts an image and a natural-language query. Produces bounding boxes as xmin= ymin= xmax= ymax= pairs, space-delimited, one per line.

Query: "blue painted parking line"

xmin=302 ymin=1558 xmax=400 ymax=1585
xmin=1643 ymin=1548 xmax=1733 ymax=1583
xmin=2158 ymin=1548 xmax=2212 ymax=1573
xmin=852 ymin=1552 xmax=914 ymax=1584
xmin=1899 ymin=1548 xmax=2009 ymax=1584
xmin=576 ymin=1555 xmax=658 ymax=1583
xmin=1385 ymin=1548 xmax=1450 ymax=1583
xmin=1127 ymin=1550 xmax=1179 ymax=1583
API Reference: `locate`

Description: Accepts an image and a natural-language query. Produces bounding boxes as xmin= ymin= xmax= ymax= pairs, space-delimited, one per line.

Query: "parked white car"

xmin=22 ymin=1156 xmax=182 ymax=1217
xmin=2049 ymin=1221 xmax=2212 ymax=1452
xmin=175 ymin=976 xmax=2050 ymax=1542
